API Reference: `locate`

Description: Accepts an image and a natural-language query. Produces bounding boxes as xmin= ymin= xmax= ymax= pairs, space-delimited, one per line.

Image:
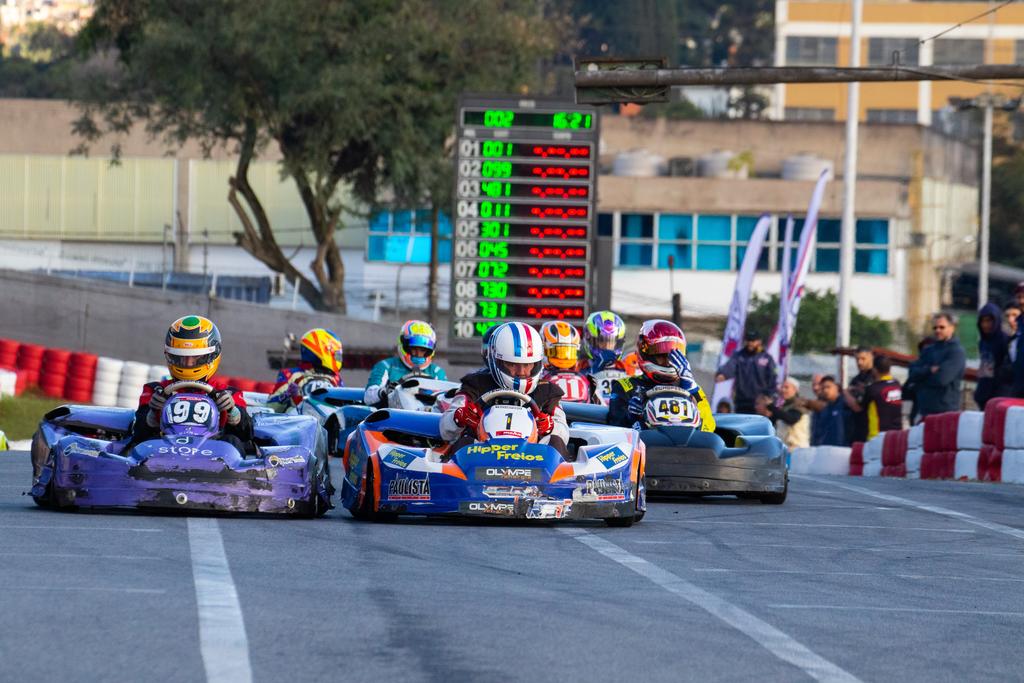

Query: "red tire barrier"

xmin=882 ymin=464 xmax=907 ymax=477
xmin=882 ymin=430 xmax=909 ymax=468
xmin=849 ymin=442 xmax=864 ymax=476
xmin=923 ymin=412 xmax=959 ymax=453
xmin=255 ymin=381 xmax=277 ymax=394
xmin=231 ymin=377 xmax=257 ymax=392
xmin=982 ymin=398 xmax=1024 ymax=450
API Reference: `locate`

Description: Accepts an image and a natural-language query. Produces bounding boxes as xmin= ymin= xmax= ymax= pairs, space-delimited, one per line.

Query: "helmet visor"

xmin=642 ymin=338 xmax=685 ymax=357
xmin=165 ymin=346 xmax=218 ymax=369
xmin=401 ymin=336 xmax=435 ymax=355
xmin=499 ymin=359 xmax=543 ymax=379
xmin=546 ymin=345 xmax=579 ymax=362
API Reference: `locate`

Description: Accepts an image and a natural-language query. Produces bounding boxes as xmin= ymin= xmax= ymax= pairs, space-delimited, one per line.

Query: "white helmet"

xmin=486 ymin=322 xmax=545 ymax=394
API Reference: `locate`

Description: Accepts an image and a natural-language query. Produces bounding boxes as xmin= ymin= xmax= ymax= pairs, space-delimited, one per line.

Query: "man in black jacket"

xmin=907 ymin=313 xmax=966 ymax=420
xmin=715 ymin=330 xmax=778 ymax=414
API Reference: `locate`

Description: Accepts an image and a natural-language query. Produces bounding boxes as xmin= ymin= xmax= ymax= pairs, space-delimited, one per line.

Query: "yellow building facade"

xmin=775 ymin=0 xmax=1024 ymax=123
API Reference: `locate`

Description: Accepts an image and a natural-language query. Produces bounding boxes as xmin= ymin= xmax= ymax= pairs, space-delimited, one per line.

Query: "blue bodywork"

xmin=562 ymin=403 xmax=788 ymax=500
xmin=341 ymin=409 xmax=645 ymax=523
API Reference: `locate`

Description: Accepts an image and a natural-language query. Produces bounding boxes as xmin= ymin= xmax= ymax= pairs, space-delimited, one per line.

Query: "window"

xmin=868 ymin=38 xmax=919 ymax=66
xmin=1017 ymin=40 xmax=1024 ymax=65
xmin=657 ymin=214 xmax=693 ymax=268
xmin=695 ymin=214 xmax=732 ymax=271
xmin=866 ymin=109 xmax=918 ymax=124
xmin=598 ymin=212 xmax=613 ymax=237
xmin=786 ymin=36 xmax=837 ymax=65
xmin=784 ymin=107 xmax=835 ymax=122
xmin=810 ymin=217 xmax=889 ymax=274
xmin=617 ymin=212 xmax=655 ymax=267
xmin=365 ymin=209 xmax=452 ymax=263
xmin=736 ymin=215 xmax=770 ymax=271
xmin=933 ymin=39 xmax=984 ymax=66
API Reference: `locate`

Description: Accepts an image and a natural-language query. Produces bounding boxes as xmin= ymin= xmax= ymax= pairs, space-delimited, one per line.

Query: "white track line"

xmin=0 ymin=552 xmax=160 ymax=560
xmin=770 ymin=604 xmax=1024 ymax=618
xmin=2 ymin=525 xmax=163 ymax=532
xmin=694 ymin=568 xmax=1024 ymax=582
xmin=633 ymin=540 xmax=1024 ymax=556
xmin=188 ymin=518 xmax=252 ymax=683
xmin=0 ymin=586 xmax=165 ymax=594
xmin=797 ymin=476 xmax=1024 ymax=542
xmin=562 ymin=528 xmax=862 ymax=683
xmin=666 ymin=520 xmax=975 ymax=532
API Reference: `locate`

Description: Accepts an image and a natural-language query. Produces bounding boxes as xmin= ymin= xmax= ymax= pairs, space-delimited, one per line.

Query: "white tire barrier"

xmin=864 ymin=432 xmax=885 ymax=464
xmin=1002 ymin=450 xmax=1024 ymax=484
xmin=147 ymin=364 xmax=167 ymax=382
xmin=1001 ymin=406 xmax=1024 ymax=450
xmin=905 ymin=448 xmax=924 ymax=478
xmin=0 ymin=369 xmax=16 ymax=397
xmin=956 ymin=411 xmax=985 ymax=450
xmin=908 ymin=422 xmax=924 ymax=450
xmin=954 ymin=450 xmax=980 ymax=481
xmin=863 ymin=459 xmax=883 ymax=477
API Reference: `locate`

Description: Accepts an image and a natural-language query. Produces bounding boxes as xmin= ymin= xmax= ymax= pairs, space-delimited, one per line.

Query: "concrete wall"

xmin=0 ymin=269 xmax=419 ymax=380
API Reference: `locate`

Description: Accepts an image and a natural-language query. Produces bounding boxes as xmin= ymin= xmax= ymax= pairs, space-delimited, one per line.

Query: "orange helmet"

xmin=299 ymin=328 xmax=343 ymax=374
xmin=540 ymin=321 xmax=581 ymax=371
xmin=164 ymin=315 xmax=222 ymax=382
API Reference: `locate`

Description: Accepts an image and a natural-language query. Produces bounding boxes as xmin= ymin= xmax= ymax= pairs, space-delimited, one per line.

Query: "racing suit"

xmin=439 ymin=370 xmax=569 ymax=456
xmin=268 ymin=363 xmax=342 ymax=410
xmin=131 ymin=377 xmax=253 ymax=445
xmin=607 ymin=374 xmax=716 ymax=433
xmin=579 ymin=357 xmax=637 ymax=404
xmin=363 ymin=356 xmax=447 ymax=407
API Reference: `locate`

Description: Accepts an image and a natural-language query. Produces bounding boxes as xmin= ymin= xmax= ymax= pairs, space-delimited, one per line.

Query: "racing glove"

xmin=627 ymin=392 xmax=646 ymax=419
xmin=668 ymin=349 xmax=691 ymax=376
xmin=145 ymin=386 xmax=168 ymax=428
xmin=213 ymin=390 xmax=242 ymax=426
xmin=453 ymin=401 xmax=483 ymax=430
xmin=535 ymin=411 xmax=554 ymax=437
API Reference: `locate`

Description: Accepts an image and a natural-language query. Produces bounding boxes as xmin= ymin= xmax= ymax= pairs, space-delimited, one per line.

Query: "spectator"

xmin=907 ymin=313 xmax=966 ymax=420
xmin=846 ymin=356 xmax=903 ymax=439
xmin=810 ymin=375 xmax=849 ymax=446
xmin=715 ymin=330 xmax=778 ymax=414
xmin=1015 ymin=281 xmax=1024 ymax=312
xmin=1005 ymin=304 xmax=1021 ymax=335
xmin=846 ymin=346 xmax=875 ymax=443
xmin=975 ymin=303 xmax=1010 ymax=409
xmin=716 ymin=399 xmax=733 ymax=414
xmin=758 ymin=377 xmax=809 ymax=449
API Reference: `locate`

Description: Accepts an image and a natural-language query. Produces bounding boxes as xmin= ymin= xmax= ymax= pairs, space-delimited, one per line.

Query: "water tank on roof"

xmin=782 ymin=153 xmax=833 ymax=181
xmin=697 ymin=150 xmax=740 ymax=178
xmin=612 ymin=149 xmax=663 ymax=177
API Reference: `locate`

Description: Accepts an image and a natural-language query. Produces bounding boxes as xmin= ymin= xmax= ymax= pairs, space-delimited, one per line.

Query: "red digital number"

xmin=528 ymin=246 xmax=587 ymax=260
xmin=530 ymin=165 xmax=590 ymax=180
xmin=528 ymin=226 xmax=588 ymax=240
xmin=529 ymin=185 xmax=589 ymax=200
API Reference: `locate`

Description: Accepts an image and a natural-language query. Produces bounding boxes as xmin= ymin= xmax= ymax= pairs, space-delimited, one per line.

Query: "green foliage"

xmin=74 ymin=0 xmax=561 ymax=311
xmin=0 ymin=390 xmax=65 ymax=440
xmin=745 ymin=289 xmax=893 ymax=353
xmin=990 ymin=147 xmax=1024 ymax=270
xmin=639 ymin=98 xmax=706 ymax=121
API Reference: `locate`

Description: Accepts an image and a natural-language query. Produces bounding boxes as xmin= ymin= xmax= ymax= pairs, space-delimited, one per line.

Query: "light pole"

xmin=950 ymin=94 xmax=1021 ymax=308
xmin=836 ymin=0 xmax=863 ymax=385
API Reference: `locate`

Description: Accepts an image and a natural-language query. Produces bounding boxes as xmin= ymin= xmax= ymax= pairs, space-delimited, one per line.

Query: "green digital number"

xmin=480 ymin=181 xmax=510 ymax=198
xmin=483 ymin=110 xmax=515 ymax=127
xmin=553 ymin=112 xmax=592 ymax=129
xmin=478 ymin=241 xmax=509 ymax=258
xmin=478 ymin=281 xmax=508 ymax=298
xmin=479 ymin=202 xmax=511 ymax=219
xmin=481 ymin=161 xmax=512 ymax=178
xmin=478 ymin=301 xmax=508 ymax=318
xmin=480 ymin=222 xmax=509 ymax=238
xmin=481 ymin=141 xmax=512 ymax=157
xmin=477 ymin=261 xmax=509 ymax=278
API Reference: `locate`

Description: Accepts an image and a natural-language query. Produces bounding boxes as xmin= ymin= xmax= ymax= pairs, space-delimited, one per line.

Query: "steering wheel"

xmin=397 ymin=371 xmax=434 ymax=390
xmin=163 ymin=380 xmax=215 ymax=395
xmin=478 ymin=389 xmax=541 ymax=416
xmin=644 ymin=385 xmax=693 ymax=400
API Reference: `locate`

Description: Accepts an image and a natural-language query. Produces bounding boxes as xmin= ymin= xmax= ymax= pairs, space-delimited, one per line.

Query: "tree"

xmin=745 ymin=289 xmax=893 ymax=353
xmin=73 ymin=0 xmax=559 ymax=313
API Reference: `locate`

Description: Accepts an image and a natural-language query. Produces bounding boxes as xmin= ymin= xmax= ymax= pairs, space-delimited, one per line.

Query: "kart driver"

xmin=363 ymin=320 xmax=447 ymax=407
xmin=268 ymin=327 xmax=343 ymax=411
xmin=131 ymin=315 xmax=253 ymax=445
xmin=539 ymin=320 xmax=592 ymax=403
xmin=608 ymin=319 xmax=716 ymax=432
xmin=440 ymin=321 xmax=570 ymax=456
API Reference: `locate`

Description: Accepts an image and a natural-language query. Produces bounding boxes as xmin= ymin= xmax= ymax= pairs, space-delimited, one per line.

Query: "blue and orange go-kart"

xmin=563 ymin=385 xmax=788 ymax=504
xmin=341 ymin=389 xmax=646 ymax=526
xmin=30 ymin=381 xmax=333 ymax=516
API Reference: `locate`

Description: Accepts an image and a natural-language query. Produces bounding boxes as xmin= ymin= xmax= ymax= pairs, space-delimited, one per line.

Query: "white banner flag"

xmin=770 ymin=169 xmax=831 ymax=382
xmin=768 ymin=215 xmax=795 ymax=366
xmin=711 ymin=214 xmax=771 ymax=408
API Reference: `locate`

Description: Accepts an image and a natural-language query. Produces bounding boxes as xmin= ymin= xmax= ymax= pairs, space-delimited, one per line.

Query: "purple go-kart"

xmin=30 ymin=381 xmax=332 ymax=516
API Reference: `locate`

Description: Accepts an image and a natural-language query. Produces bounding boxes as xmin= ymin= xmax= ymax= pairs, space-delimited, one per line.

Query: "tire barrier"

xmin=881 ymin=430 xmax=908 ymax=478
xmin=1003 ymin=449 xmax=1024 ymax=484
xmin=790 ymin=446 xmax=851 ymax=475
xmin=849 ymin=441 xmax=864 ymax=476
xmin=0 ymin=336 xmax=274 ymax=406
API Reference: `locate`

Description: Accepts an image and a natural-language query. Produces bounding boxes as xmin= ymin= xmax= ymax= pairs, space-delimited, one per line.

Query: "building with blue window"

xmin=0 ymin=100 xmax=978 ymax=332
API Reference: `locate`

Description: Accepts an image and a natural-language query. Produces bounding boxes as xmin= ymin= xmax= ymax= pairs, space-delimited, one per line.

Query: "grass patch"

xmin=0 ymin=390 xmax=67 ymax=440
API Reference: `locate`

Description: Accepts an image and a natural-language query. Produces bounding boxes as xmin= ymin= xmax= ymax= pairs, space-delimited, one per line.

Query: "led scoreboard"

xmin=451 ymin=96 xmax=599 ymax=341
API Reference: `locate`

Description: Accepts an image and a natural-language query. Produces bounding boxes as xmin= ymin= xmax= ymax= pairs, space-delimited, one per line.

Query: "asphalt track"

xmin=2 ymin=451 xmax=1023 ymax=682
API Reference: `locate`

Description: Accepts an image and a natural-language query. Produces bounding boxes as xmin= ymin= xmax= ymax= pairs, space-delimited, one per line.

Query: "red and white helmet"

xmin=486 ymin=322 xmax=545 ymax=394
xmin=636 ymin=319 xmax=687 ymax=384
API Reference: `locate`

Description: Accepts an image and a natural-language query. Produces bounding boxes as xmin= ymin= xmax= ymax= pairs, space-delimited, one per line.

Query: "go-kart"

xmin=30 ymin=381 xmax=333 ymax=515
xmin=562 ymin=385 xmax=788 ymax=504
xmin=285 ymin=373 xmax=459 ymax=457
xmin=341 ymin=389 xmax=646 ymax=526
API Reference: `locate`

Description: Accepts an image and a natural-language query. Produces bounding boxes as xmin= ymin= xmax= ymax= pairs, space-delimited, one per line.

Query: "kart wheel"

xmin=605 ymin=481 xmax=642 ymax=527
xmin=759 ymin=478 xmax=788 ymax=505
xmin=350 ymin=459 xmax=396 ymax=522
xmin=325 ymin=419 xmax=342 ymax=458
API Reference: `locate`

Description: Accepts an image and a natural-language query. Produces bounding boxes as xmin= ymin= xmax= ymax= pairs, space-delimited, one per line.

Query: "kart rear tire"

xmin=759 ymin=478 xmax=788 ymax=505
xmin=605 ymin=481 xmax=642 ymax=527
xmin=350 ymin=460 xmax=396 ymax=523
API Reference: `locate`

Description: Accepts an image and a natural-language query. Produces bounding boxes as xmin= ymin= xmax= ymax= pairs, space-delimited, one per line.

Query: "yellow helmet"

xmin=299 ymin=328 xmax=343 ymax=374
xmin=540 ymin=321 xmax=581 ymax=371
xmin=164 ymin=315 xmax=222 ymax=382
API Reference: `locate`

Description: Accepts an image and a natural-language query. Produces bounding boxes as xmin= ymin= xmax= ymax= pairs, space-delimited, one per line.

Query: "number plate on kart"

xmin=590 ymin=369 xmax=627 ymax=405
xmin=645 ymin=393 xmax=698 ymax=426
xmin=481 ymin=404 xmax=534 ymax=439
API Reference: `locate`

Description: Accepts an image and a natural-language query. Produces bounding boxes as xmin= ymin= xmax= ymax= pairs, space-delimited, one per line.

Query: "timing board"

xmin=451 ymin=95 xmax=599 ymax=342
